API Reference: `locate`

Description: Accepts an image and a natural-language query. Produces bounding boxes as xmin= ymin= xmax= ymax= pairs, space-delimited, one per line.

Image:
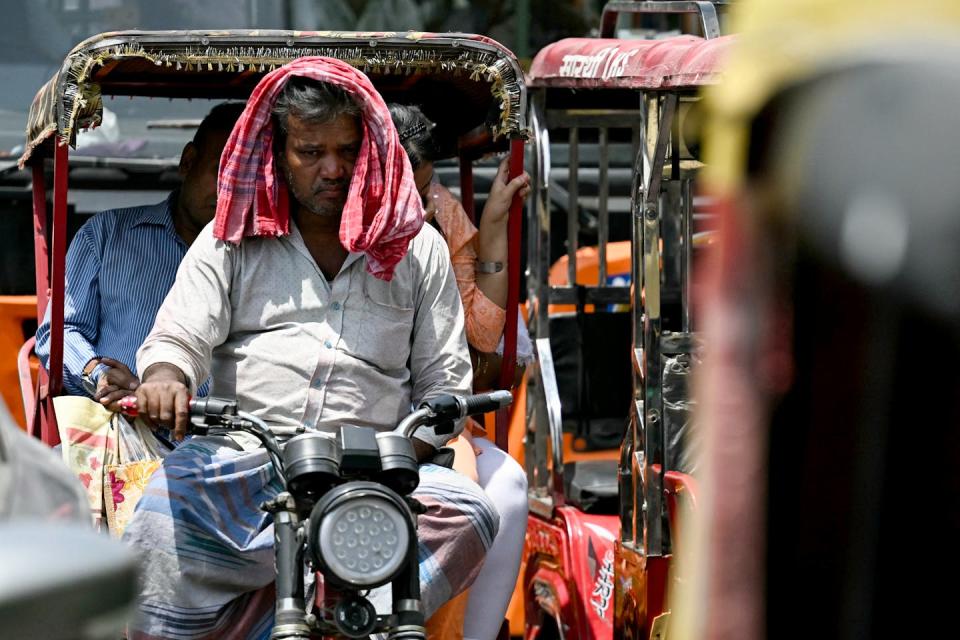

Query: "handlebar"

xmin=118 ymin=395 xmax=287 ymax=487
xmin=118 ymin=390 xmax=511 ymax=491
xmin=117 ymin=390 xmax=512 ymax=439
xmin=395 ymin=390 xmax=513 ymax=438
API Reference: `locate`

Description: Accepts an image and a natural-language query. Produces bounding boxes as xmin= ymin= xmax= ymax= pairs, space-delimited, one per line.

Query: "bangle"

xmin=475 ymin=260 xmax=504 ymax=274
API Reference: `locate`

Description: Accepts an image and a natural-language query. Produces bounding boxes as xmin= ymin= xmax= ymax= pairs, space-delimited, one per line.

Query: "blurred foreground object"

xmin=673 ymin=1 xmax=960 ymax=639
xmin=0 ymin=397 xmax=87 ymax=521
xmin=0 ymin=523 xmax=138 ymax=639
xmin=0 ymin=400 xmax=137 ymax=638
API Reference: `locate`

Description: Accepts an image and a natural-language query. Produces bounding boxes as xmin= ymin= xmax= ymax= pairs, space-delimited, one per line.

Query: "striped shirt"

xmin=35 ymin=194 xmax=208 ymax=397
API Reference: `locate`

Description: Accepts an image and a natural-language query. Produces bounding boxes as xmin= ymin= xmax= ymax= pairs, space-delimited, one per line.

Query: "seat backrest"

xmin=548 ymin=310 xmax=633 ymax=450
xmin=0 ymin=296 xmax=39 ymax=430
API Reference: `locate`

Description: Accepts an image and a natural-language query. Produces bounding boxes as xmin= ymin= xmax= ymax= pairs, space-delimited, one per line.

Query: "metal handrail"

xmin=536 ymin=338 xmax=567 ymax=504
xmin=600 ymin=1 xmax=722 ymax=39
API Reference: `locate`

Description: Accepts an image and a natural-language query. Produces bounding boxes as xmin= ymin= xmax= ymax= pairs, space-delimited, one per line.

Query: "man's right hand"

xmin=135 ymin=364 xmax=191 ymax=440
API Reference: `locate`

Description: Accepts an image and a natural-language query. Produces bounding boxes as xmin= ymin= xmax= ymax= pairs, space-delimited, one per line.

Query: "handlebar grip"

xmin=416 ymin=391 xmax=514 ymax=426
xmin=462 ymin=390 xmax=513 ymax=417
xmin=116 ymin=395 xmax=220 ymax=420
xmin=117 ymin=395 xmax=140 ymax=418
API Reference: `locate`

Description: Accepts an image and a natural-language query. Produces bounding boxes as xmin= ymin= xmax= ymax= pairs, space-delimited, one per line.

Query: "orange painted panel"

xmin=0 ymin=296 xmax=38 ymax=429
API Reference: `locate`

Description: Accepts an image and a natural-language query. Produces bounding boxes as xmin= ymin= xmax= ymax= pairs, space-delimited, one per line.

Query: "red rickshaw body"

xmin=524 ymin=509 xmax=618 ymax=639
xmin=521 ymin=22 xmax=733 ymax=639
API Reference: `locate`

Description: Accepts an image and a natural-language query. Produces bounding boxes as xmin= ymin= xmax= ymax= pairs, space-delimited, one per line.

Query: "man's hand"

xmin=135 ymin=363 xmax=191 ymax=440
xmin=94 ymin=357 xmax=140 ymax=412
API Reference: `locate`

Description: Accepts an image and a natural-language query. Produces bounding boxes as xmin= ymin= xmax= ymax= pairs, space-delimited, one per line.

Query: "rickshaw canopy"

xmin=19 ymin=29 xmax=528 ymax=167
xmin=526 ymin=34 xmax=735 ymax=90
xmin=19 ymin=29 xmax=529 ymax=447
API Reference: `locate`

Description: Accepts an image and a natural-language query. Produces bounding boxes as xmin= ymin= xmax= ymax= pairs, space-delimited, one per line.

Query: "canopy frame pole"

xmin=31 ymin=164 xmax=50 ymax=324
xmin=459 ymin=153 xmax=476 ymax=224
xmin=43 ymin=142 xmax=69 ymax=446
xmin=495 ymin=137 xmax=526 ymax=450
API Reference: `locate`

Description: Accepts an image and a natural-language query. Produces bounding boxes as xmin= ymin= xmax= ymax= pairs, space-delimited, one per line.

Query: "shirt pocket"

xmin=357 ymin=278 xmax=415 ymax=371
xmin=358 ymin=299 xmax=414 ymax=371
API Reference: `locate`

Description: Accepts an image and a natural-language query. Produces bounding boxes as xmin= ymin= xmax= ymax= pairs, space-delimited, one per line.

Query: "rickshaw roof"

xmin=20 ymin=30 xmax=526 ymax=166
xmin=527 ymin=34 xmax=735 ymax=90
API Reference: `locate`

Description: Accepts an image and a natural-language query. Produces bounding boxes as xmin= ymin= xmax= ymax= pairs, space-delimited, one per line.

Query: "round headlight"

xmin=312 ymin=484 xmax=412 ymax=588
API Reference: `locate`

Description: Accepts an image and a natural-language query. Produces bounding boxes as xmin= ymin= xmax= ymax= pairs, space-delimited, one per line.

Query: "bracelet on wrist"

xmin=475 ymin=259 xmax=504 ymax=274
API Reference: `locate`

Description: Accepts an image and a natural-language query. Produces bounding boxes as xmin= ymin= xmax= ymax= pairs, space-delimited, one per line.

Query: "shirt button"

xmin=324 ymin=340 xmax=333 ymax=349
xmin=331 ymin=301 xmax=341 ymax=311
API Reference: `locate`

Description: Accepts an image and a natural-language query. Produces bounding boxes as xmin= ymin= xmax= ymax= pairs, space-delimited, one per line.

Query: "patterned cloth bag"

xmin=104 ymin=416 xmax=168 ymax=536
xmin=53 ymin=395 xmax=168 ymax=535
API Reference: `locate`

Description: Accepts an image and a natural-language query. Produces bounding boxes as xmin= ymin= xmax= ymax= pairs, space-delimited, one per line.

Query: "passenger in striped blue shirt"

xmin=35 ymin=103 xmax=244 ymax=408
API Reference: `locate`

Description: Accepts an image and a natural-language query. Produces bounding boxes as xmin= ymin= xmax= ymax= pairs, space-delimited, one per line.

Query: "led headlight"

xmin=310 ymin=483 xmax=413 ymax=588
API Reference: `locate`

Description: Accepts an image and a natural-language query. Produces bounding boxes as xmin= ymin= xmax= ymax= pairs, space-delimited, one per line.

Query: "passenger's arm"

xmin=136 ymin=226 xmax=233 ymax=438
xmin=438 ymin=191 xmax=507 ymax=352
xmin=474 ymin=157 xmax=531 ymax=309
xmin=409 ymin=229 xmax=473 ymax=453
xmin=35 ymin=227 xmax=104 ymax=397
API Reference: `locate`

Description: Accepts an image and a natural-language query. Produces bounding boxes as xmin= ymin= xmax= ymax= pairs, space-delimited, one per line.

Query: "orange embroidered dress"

xmin=429 ymin=183 xmax=507 ymax=353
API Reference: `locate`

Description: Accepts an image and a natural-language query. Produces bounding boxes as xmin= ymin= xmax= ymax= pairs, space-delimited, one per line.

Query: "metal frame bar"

xmin=525 ymin=95 xmax=558 ymax=510
xmin=546 ymin=110 xmax=642 ymax=129
xmin=528 ymin=95 xmax=551 ymax=344
xmin=495 ymin=137 xmax=526 ymax=449
xmin=600 ymin=1 xmax=722 ymax=39
xmin=598 ymin=127 xmax=610 ymax=286
xmin=623 ymin=92 xmax=648 ymax=547
xmin=31 ymin=164 xmax=50 ymax=325
xmin=459 ymin=153 xmax=476 ymax=223
xmin=41 ymin=142 xmax=69 ymax=446
xmin=641 ymin=92 xmax=677 ymax=557
xmin=49 ymin=143 xmax=68 ymax=399
xmin=566 ymin=126 xmax=579 ymax=286
xmin=682 ymin=178 xmax=693 ymax=332
xmin=536 ymin=338 xmax=566 ymax=506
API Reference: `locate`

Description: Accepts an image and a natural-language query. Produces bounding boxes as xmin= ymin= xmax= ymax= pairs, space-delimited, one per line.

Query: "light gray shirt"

xmin=137 ymin=220 xmax=471 ymax=449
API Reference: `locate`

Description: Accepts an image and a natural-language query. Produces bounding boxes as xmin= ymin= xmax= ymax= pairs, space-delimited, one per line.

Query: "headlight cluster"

xmin=310 ymin=484 xmax=413 ymax=588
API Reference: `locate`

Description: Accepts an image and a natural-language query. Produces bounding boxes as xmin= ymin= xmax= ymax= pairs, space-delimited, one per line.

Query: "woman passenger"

xmin=389 ymin=104 xmax=532 ymax=640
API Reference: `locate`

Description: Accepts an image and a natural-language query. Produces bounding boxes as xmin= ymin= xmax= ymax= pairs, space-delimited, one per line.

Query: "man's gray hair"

xmin=272 ymin=77 xmax=361 ymax=142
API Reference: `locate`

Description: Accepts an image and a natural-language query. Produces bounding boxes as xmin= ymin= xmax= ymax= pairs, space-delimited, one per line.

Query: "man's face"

xmin=279 ymin=113 xmax=362 ymax=217
xmin=178 ymin=128 xmax=231 ymax=231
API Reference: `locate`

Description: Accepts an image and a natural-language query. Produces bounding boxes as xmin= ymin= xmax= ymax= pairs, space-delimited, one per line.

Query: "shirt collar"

xmin=130 ymin=192 xmax=179 ymax=235
xmin=287 ymin=219 xmax=364 ymax=277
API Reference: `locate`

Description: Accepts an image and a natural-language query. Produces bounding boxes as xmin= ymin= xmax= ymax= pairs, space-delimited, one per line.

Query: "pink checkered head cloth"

xmin=213 ymin=57 xmax=424 ymax=281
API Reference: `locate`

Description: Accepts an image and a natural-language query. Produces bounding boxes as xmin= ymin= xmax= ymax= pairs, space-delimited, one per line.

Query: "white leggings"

xmin=463 ymin=436 xmax=529 ymax=640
